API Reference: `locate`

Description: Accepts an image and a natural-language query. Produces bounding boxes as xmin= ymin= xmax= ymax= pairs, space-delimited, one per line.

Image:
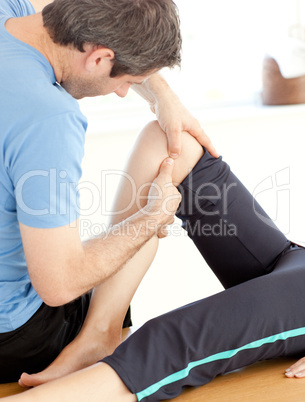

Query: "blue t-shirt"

xmin=0 ymin=0 xmax=88 ymax=332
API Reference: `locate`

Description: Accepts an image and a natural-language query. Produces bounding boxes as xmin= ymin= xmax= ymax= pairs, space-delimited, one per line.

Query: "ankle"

xmin=78 ymin=321 xmax=123 ymax=352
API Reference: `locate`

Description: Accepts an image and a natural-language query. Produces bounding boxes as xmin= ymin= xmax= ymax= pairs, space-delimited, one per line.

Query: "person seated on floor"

xmin=3 ymin=121 xmax=305 ymax=402
xmin=0 ymin=0 xmax=217 ymax=386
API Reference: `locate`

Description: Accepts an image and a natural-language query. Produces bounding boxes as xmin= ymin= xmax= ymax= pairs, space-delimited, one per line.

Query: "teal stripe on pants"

xmin=136 ymin=327 xmax=305 ymax=401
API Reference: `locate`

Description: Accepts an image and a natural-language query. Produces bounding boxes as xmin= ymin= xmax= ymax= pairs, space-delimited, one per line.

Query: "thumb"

xmin=157 ymin=158 xmax=175 ymax=181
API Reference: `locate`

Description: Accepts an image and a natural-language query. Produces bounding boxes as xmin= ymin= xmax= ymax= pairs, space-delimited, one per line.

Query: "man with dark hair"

xmin=42 ymin=0 xmax=182 ymax=77
xmin=0 ymin=0 xmax=217 ymax=385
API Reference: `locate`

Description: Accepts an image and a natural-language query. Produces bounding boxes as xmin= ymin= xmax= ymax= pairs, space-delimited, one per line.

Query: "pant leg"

xmin=103 ymin=245 xmax=305 ymax=401
xmin=176 ymin=149 xmax=290 ymax=288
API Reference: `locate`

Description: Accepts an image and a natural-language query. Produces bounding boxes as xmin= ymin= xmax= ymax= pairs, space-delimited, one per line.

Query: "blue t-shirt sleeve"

xmin=10 ymin=112 xmax=87 ymax=228
xmin=0 ymin=0 xmax=35 ymax=18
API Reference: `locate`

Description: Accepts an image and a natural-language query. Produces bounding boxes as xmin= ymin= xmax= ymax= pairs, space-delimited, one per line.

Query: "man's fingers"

xmin=157 ymin=225 xmax=169 ymax=239
xmin=202 ymin=138 xmax=219 ymax=159
xmin=165 ymin=128 xmax=181 ymax=159
xmin=157 ymin=157 xmax=175 ymax=180
xmin=167 ymin=123 xmax=219 ymax=160
xmin=189 ymin=126 xmax=220 ymax=159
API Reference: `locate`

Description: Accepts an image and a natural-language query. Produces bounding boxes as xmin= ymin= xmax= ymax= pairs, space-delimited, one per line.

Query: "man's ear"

xmin=85 ymin=47 xmax=115 ymax=73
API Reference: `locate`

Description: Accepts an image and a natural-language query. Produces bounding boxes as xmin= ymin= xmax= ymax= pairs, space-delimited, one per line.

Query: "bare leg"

xmin=4 ymin=363 xmax=136 ymax=402
xmin=19 ymin=239 xmax=158 ymax=386
xmin=20 ymin=121 xmax=203 ymax=386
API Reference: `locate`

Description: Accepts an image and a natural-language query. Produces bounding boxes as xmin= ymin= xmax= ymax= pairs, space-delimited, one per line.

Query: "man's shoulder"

xmin=1 ymin=75 xmax=87 ymax=161
xmin=34 ymin=82 xmax=88 ymax=132
xmin=19 ymin=85 xmax=88 ymax=144
xmin=0 ymin=0 xmax=35 ymax=18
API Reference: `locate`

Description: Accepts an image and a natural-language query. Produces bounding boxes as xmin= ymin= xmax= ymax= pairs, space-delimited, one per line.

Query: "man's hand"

xmin=286 ymin=357 xmax=305 ymax=378
xmin=144 ymin=157 xmax=181 ymax=238
xmin=153 ymin=93 xmax=219 ymax=159
xmin=132 ymin=73 xmax=219 ymax=160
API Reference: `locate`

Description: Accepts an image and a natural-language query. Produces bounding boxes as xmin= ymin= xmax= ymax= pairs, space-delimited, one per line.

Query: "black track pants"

xmin=103 ymin=150 xmax=305 ymax=401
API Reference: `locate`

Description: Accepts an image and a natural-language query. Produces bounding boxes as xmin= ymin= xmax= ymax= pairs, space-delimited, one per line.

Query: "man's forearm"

xmin=132 ymin=73 xmax=179 ymax=113
xmin=29 ymin=210 xmax=160 ymax=307
xmin=23 ymin=157 xmax=179 ymax=307
xmin=79 ymin=211 xmax=158 ymax=293
xmin=67 ymin=156 xmax=180 ymax=303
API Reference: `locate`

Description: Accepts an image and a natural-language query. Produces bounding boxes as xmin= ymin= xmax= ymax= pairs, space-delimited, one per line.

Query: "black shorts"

xmin=0 ymin=292 xmax=132 ymax=384
xmin=0 ymin=293 xmax=91 ymax=383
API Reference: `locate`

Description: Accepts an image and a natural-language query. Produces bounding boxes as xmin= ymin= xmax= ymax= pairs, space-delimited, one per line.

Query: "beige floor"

xmin=1 ymin=328 xmax=304 ymax=401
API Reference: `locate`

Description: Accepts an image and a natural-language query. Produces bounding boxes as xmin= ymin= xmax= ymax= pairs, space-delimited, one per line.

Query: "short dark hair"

xmin=42 ymin=0 xmax=182 ymax=77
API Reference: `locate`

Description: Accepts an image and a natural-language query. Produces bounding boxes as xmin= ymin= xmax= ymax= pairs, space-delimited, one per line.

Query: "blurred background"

xmin=78 ymin=0 xmax=305 ymax=326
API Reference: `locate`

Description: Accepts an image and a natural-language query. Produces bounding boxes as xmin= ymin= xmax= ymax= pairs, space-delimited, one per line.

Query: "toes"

xmin=19 ymin=372 xmax=43 ymax=387
xmin=18 ymin=378 xmax=27 ymax=388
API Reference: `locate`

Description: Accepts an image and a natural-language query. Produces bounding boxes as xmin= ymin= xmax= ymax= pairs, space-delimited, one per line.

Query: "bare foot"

xmin=18 ymin=329 xmax=121 ymax=387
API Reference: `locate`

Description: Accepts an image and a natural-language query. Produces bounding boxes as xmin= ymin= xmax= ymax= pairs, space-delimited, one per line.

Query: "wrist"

xmin=144 ymin=73 xmax=177 ymax=106
xmin=122 ymin=208 xmax=161 ymax=239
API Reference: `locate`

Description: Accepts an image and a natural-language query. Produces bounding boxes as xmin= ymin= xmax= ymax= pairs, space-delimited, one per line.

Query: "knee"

xmin=135 ymin=120 xmax=168 ymax=160
xmin=135 ymin=120 xmax=204 ymax=185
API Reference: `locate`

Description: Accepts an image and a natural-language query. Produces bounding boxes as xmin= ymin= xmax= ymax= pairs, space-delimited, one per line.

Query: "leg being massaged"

xmin=4 ymin=121 xmax=305 ymax=401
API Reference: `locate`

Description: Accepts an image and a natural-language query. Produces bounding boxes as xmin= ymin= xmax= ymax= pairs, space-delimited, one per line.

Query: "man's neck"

xmin=5 ymin=13 xmax=65 ymax=83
